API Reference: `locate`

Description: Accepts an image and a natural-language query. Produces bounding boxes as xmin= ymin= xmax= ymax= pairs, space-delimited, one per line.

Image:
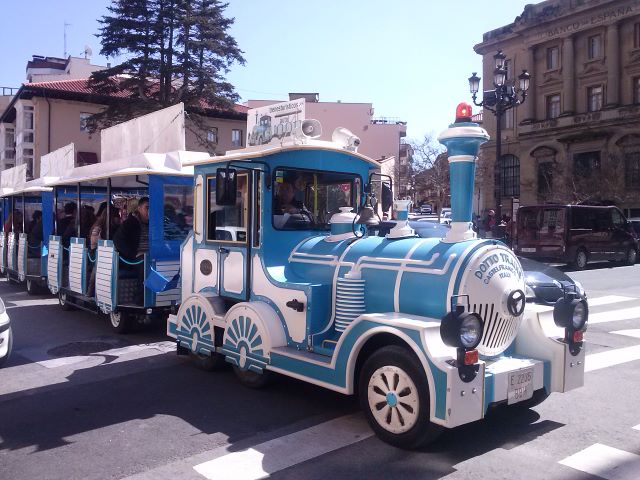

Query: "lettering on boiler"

xmin=474 ymin=253 xmax=524 ymax=285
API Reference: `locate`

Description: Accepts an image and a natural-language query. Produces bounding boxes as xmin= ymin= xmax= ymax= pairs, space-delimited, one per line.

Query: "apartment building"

xmin=475 ymin=0 xmax=640 ymax=218
xmin=247 ymin=93 xmax=409 ymax=195
xmin=0 ymin=55 xmax=248 ymax=179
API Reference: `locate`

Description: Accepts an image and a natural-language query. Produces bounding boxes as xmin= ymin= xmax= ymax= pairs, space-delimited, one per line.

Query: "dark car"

xmin=376 ymin=220 xmax=585 ymax=304
xmin=519 ymin=257 xmax=586 ymax=305
xmin=516 ymin=204 xmax=638 ymax=269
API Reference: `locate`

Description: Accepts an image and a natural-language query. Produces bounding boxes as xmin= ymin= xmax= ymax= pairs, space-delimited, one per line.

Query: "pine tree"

xmin=87 ymin=0 xmax=245 ymax=140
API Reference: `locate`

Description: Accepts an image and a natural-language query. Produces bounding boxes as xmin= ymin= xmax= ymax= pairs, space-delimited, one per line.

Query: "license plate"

xmin=507 ymin=367 xmax=534 ymax=404
xmin=521 ymin=247 xmax=536 ymax=253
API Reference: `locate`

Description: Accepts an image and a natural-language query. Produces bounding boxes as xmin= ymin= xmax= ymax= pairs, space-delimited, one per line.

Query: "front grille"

xmin=472 ymin=303 xmax=521 ymax=357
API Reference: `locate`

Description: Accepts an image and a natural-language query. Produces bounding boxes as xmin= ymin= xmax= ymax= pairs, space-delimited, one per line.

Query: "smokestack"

xmin=437 ymin=102 xmax=489 ymax=243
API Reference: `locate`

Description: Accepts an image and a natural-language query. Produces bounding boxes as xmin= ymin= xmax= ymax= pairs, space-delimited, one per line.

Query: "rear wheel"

xmin=26 ymin=278 xmax=39 ymax=295
xmin=572 ymin=248 xmax=588 ymax=270
xmin=58 ymin=291 xmax=75 ymax=311
xmin=233 ymin=366 xmax=274 ymax=389
xmin=359 ymin=345 xmax=441 ymax=449
xmin=109 ymin=311 xmax=131 ymax=334
xmin=192 ymin=351 xmax=227 ymax=371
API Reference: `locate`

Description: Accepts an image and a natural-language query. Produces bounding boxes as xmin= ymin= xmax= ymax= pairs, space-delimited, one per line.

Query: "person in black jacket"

xmin=113 ymin=197 xmax=149 ymax=262
xmin=113 ymin=197 xmax=149 ymax=304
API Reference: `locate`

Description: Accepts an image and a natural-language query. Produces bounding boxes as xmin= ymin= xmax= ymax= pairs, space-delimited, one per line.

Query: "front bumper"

xmin=0 ymin=313 xmax=11 ymax=360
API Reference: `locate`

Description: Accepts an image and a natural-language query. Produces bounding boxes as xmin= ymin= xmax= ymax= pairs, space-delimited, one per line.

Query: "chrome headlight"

xmin=574 ymin=280 xmax=586 ymax=298
xmin=525 ymin=284 xmax=536 ymax=300
xmin=572 ymin=300 xmax=588 ymax=330
xmin=460 ymin=314 xmax=482 ymax=348
xmin=441 ymin=309 xmax=484 ymax=350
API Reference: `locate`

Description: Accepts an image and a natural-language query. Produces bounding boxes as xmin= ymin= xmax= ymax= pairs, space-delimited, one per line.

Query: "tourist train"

xmin=165 ymin=103 xmax=588 ymax=448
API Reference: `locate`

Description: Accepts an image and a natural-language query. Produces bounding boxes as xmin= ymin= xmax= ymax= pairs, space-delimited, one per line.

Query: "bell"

xmin=356 ymin=206 xmax=379 ymax=226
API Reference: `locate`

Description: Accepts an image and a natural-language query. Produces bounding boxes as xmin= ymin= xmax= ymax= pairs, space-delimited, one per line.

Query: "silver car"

xmin=0 ymin=298 xmax=11 ymax=367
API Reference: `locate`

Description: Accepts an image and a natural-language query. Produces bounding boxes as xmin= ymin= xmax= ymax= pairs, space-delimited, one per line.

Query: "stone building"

xmin=474 ymin=0 xmax=640 ymax=218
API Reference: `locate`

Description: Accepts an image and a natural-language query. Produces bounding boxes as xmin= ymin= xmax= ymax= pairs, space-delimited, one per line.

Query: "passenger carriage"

xmin=0 ymin=165 xmax=54 ymax=293
xmin=47 ymin=151 xmax=207 ymax=333
xmin=169 ymin=104 xmax=583 ymax=448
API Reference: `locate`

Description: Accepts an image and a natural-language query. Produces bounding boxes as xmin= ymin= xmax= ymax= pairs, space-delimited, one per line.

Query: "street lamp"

xmin=468 ymin=50 xmax=530 ymax=224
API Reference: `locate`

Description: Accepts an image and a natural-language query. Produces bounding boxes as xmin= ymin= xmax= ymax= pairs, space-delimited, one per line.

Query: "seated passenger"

xmin=27 ymin=210 xmax=42 ymax=258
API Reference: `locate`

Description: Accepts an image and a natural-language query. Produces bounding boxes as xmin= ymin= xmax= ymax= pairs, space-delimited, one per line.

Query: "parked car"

xmin=376 ymin=220 xmax=586 ymax=305
xmin=515 ymin=205 xmax=638 ymax=269
xmin=0 ymin=297 xmax=11 ymax=367
xmin=630 ymin=218 xmax=640 ymax=238
xmin=419 ymin=204 xmax=432 ymax=214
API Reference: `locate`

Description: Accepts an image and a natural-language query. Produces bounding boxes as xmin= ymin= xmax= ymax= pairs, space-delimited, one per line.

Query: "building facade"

xmin=0 ymin=56 xmax=248 ymax=179
xmin=475 ymin=0 xmax=640 ymax=218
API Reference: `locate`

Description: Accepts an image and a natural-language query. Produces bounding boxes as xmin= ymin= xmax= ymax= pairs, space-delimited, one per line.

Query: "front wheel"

xmin=623 ymin=247 xmax=638 ymax=266
xmin=572 ymin=248 xmax=588 ymax=270
xmin=359 ymin=345 xmax=441 ymax=449
xmin=192 ymin=351 xmax=227 ymax=371
xmin=110 ymin=311 xmax=131 ymax=334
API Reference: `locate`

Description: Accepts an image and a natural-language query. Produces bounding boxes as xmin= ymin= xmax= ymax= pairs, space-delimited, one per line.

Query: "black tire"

xmin=572 ymin=248 xmax=588 ymax=270
xmin=359 ymin=345 xmax=442 ymax=449
xmin=58 ymin=291 xmax=75 ymax=311
xmin=623 ymin=247 xmax=637 ymax=266
xmin=109 ymin=311 xmax=131 ymax=334
xmin=232 ymin=365 xmax=274 ymax=389
xmin=0 ymin=325 xmax=13 ymax=368
xmin=26 ymin=279 xmax=39 ymax=296
xmin=192 ymin=351 xmax=227 ymax=371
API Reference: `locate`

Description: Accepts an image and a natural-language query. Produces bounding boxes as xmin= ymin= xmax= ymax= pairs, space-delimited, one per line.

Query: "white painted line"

xmin=6 ymin=298 xmax=60 ymax=309
xmin=585 ymin=345 xmax=640 ymax=372
xmin=589 ymin=307 xmax=640 ymax=324
xmin=588 ymin=295 xmax=637 ymax=307
xmin=611 ymin=329 xmax=640 ymax=339
xmin=33 ymin=341 xmax=176 ymax=369
xmin=193 ymin=414 xmax=373 ymax=480
xmin=633 ymin=424 xmax=640 ymax=431
xmin=559 ymin=443 xmax=640 ymax=480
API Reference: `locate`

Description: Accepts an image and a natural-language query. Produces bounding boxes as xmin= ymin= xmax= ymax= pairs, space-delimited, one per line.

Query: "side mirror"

xmin=216 ymin=168 xmax=237 ymax=206
xmin=381 ymin=182 xmax=393 ymax=214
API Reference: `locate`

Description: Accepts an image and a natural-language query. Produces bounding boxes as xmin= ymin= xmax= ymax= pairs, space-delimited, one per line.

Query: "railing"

xmin=371 ymin=116 xmax=407 ymax=125
xmin=1 ymin=87 xmax=19 ymax=96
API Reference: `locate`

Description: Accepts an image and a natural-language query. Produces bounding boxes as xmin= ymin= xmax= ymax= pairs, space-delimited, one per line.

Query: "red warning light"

xmin=455 ymin=102 xmax=473 ymax=123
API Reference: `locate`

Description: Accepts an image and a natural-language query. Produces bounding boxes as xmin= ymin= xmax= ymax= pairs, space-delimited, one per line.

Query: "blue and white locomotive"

xmin=168 ymin=104 xmax=587 ymax=448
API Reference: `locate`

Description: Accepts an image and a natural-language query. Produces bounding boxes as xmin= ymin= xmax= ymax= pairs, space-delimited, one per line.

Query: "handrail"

xmin=193 ymin=180 xmax=201 ymax=236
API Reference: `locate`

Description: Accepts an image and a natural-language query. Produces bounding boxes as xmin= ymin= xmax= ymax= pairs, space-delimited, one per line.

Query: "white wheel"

xmin=573 ymin=249 xmax=588 ymax=270
xmin=359 ymin=345 xmax=441 ymax=449
xmin=110 ymin=311 xmax=131 ymax=334
xmin=367 ymin=365 xmax=420 ymax=434
xmin=624 ymin=248 xmax=637 ymax=266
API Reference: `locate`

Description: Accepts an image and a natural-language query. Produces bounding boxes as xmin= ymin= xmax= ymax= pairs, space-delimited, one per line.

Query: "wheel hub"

xmin=368 ymin=365 xmax=419 ymax=434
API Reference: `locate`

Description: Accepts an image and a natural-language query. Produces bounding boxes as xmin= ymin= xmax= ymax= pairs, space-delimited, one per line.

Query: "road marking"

xmin=588 ymin=295 xmax=638 ymax=307
xmin=588 ymin=307 xmax=640 ymax=324
xmin=26 ymin=341 xmax=176 ymax=369
xmin=611 ymin=329 xmax=640 ymax=339
xmin=585 ymin=345 xmax=640 ymax=372
xmin=6 ymin=298 xmax=60 ymax=309
xmin=559 ymin=443 xmax=640 ymax=480
xmin=193 ymin=413 xmax=373 ymax=480
xmin=633 ymin=424 xmax=640 ymax=431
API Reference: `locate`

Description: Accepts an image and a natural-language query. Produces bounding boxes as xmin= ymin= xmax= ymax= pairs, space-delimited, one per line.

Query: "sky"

xmin=0 ymin=0 xmax=534 ymax=141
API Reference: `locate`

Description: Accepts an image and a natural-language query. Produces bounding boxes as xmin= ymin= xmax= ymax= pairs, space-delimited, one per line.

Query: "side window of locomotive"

xmin=272 ymin=168 xmax=358 ymax=230
xmin=163 ymin=185 xmax=194 ymax=241
xmin=207 ymin=173 xmax=248 ymax=242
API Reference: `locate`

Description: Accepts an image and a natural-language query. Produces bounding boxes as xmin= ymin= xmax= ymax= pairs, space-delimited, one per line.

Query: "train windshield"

xmin=272 ymin=168 xmax=359 ymax=231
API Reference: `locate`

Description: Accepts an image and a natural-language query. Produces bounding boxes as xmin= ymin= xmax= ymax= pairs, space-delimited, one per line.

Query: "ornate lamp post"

xmin=468 ymin=51 xmax=530 ymax=223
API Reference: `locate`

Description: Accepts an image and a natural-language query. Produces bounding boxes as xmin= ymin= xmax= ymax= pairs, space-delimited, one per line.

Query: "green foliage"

xmin=87 ymin=0 xmax=245 ymax=134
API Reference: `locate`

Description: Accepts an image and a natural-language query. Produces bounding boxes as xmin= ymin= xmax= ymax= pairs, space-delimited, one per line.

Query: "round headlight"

xmin=572 ymin=300 xmax=588 ymax=330
xmin=460 ymin=314 xmax=482 ymax=349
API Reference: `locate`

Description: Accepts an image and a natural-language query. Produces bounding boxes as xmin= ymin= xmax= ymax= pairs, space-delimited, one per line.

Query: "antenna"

xmin=64 ymin=21 xmax=71 ymax=58
xmin=83 ymin=45 xmax=92 ymax=59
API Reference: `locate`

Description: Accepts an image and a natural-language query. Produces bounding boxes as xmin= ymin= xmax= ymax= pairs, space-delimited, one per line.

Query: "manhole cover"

xmin=47 ymin=341 xmax=116 ymax=357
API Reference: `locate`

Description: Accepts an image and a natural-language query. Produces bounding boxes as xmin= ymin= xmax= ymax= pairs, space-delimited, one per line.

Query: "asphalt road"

xmin=1 ymin=262 xmax=639 ymax=480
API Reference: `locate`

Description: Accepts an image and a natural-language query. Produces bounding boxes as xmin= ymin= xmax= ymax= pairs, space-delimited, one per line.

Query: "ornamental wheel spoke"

xmin=367 ymin=365 xmax=420 ymax=434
